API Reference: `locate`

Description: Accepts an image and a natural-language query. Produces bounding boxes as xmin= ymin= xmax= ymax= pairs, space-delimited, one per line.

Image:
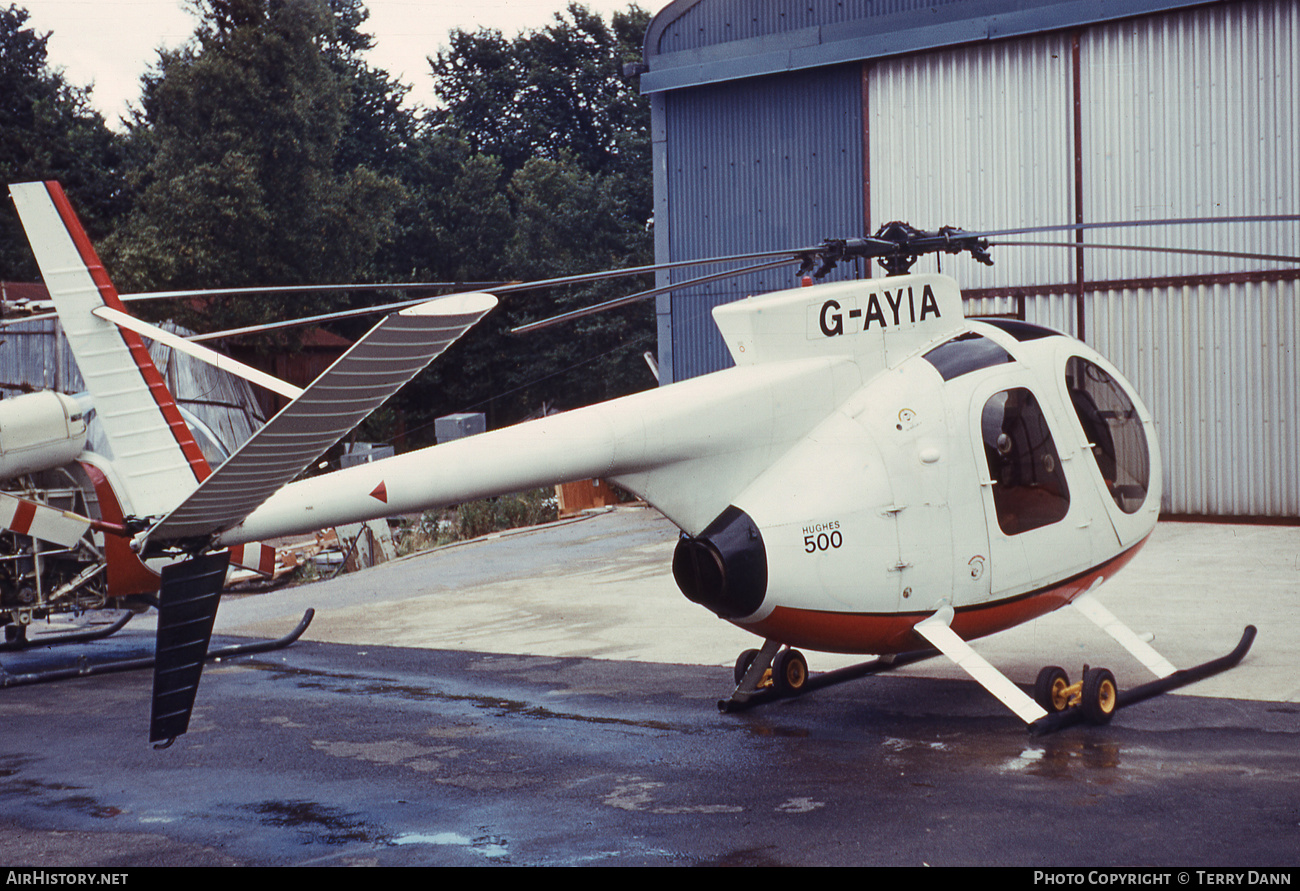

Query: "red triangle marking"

xmin=369 ymin=481 xmax=388 ymax=503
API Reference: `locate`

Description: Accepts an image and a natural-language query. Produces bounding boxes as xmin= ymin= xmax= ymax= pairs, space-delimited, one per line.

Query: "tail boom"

xmin=217 ymin=356 xmax=860 ymax=546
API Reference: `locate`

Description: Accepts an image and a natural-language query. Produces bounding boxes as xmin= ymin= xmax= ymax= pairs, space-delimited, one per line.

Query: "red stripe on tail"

xmin=43 ymin=182 xmax=211 ymax=483
xmin=10 ymin=500 xmax=36 ymax=535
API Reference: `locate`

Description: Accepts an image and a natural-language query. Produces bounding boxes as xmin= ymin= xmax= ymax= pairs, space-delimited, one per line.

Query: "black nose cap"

xmin=672 ymin=505 xmax=767 ymax=619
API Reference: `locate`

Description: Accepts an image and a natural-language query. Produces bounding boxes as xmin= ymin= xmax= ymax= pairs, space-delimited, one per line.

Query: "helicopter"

xmin=2 ymin=180 xmax=1282 ymax=744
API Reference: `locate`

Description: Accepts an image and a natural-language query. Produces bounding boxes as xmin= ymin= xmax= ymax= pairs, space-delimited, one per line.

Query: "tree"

xmin=388 ymin=151 xmax=654 ymax=435
xmin=376 ymin=4 xmax=657 ymax=436
xmin=377 ymin=133 xmax=513 ymax=284
xmin=0 ymin=3 xmax=122 ymax=281
xmin=499 ymin=155 xmax=655 ymax=410
xmin=324 ymin=0 xmax=418 ymax=180
xmin=104 ymin=0 xmax=406 ymax=343
xmin=429 ymin=3 xmax=651 ymax=221
xmin=375 ymin=5 xmax=655 ymax=436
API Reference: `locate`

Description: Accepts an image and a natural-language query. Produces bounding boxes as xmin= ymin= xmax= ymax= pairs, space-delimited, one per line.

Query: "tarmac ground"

xmin=0 ymin=507 xmax=1296 ymax=866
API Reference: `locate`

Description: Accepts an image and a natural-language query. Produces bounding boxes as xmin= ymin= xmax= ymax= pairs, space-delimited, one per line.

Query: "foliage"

xmin=393 ymin=151 xmax=655 ymax=435
xmin=391 ymin=3 xmax=656 ymax=435
xmin=7 ymin=0 xmax=656 ymax=435
xmin=450 ymin=488 xmax=559 ymax=540
xmin=0 ymin=4 xmax=123 ymax=280
xmin=395 ymin=488 xmax=559 ymax=555
xmin=103 ymin=0 xmax=406 ymax=344
xmin=429 ymin=3 xmax=650 ymax=197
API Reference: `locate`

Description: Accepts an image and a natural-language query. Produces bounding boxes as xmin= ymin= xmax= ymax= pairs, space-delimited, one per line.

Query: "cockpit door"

xmin=968 ymin=371 xmax=1111 ymax=599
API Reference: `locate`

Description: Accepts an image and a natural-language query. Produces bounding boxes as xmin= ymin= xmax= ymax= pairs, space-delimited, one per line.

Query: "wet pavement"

xmin=3 ymin=634 xmax=1299 ymax=866
xmin=1 ymin=508 xmax=1297 ymax=866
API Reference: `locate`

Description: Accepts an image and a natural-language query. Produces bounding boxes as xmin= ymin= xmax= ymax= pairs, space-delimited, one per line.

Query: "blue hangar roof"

xmin=640 ymin=0 xmax=1221 ymax=93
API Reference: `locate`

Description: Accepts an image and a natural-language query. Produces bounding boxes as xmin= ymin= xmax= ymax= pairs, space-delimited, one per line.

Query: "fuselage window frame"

xmin=1064 ymin=356 xmax=1150 ymax=515
xmin=980 ymin=387 xmax=1071 ymax=536
xmin=923 ymin=332 xmax=1014 ymax=381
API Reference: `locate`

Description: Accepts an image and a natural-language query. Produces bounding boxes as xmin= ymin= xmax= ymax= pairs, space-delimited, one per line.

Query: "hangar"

xmin=635 ymin=0 xmax=1300 ymax=518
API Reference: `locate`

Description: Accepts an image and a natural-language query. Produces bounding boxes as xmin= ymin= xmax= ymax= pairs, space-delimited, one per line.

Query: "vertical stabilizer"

xmin=9 ymin=182 xmax=209 ymax=517
xmin=150 ymin=550 xmax=229 ymax=744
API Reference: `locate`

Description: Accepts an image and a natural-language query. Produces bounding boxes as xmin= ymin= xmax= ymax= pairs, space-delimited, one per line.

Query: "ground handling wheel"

xmin=1080 ymin=667 xmax=1118 ymax=725
xmin=734 ymin=648 xmax=760 ymax=685
xmin=1034 ymin=666 xmax=1071 ymax=713
xmin=772 ymin=648 xmax=808 ymax=695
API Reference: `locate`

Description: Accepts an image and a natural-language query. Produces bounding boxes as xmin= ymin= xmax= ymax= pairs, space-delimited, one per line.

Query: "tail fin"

xmin=9 ymin=182 xmax=209 ymax=518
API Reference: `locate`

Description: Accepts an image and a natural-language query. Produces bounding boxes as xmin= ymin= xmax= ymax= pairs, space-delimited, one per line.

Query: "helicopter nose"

xmin=672 ymin=505 xmax=767 ymax=619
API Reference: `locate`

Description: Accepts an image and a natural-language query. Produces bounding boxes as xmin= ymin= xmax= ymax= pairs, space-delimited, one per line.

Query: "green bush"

xmin=396 ymin=488 xmax=558 ymax=555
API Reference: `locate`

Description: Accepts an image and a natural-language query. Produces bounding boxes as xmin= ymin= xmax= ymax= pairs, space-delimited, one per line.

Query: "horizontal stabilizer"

xmin=148 ymin=292 xmax=497 ymax=541
xmin=92 ymin=307 xmax=303 ymax=399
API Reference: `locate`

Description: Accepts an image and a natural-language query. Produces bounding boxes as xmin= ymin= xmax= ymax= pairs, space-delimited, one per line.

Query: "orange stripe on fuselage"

xmin=739 ymin=536 xmax=1151 ymax=655
xmin=44 ymin=182 xmax=210 ymax=483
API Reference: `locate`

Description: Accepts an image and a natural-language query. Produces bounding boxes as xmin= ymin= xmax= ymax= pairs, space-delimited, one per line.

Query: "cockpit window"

xmin=981 ymin=388 xmax=1070 ymax=534
xmin=1065 ymin=357 xmax=1150 ymax=514
xmin=976 ymin=318 xmax=1061 ymax=342
xmin=924 ymin=333 xmax=1013 ymax=381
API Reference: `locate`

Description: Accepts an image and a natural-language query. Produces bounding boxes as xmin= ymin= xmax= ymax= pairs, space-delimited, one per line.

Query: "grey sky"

xmin=21 ymin=0 xmax=659 ymax=127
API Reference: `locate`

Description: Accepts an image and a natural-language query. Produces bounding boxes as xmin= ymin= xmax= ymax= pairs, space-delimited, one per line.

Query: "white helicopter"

xmin=2 ymin=180 xmax=1274 ymax=744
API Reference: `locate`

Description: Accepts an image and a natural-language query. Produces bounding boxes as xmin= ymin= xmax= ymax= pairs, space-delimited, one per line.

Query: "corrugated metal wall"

xmin=1079 ymin=2 xmax=1300 ymax=280
xmin=657 ymin=64 xmax=866 ymax=381
xmin=1090 ymin=280 xmax=1300 ymax=516
xmin=868 ymin=32 xmax=1078 ymax=294
xmin=868 ymin=0 xmax=1299 ymax=515
xmin=653 ymin=0 xmax=1299 ymax=517
xmin=1078 ymin=2 xmax=1300 ymax=515
xmin=0 ymin=320 xmax=265 ymax=462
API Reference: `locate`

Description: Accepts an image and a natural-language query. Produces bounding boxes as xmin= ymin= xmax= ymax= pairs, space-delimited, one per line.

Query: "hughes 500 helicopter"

xmin=3 ymin=180 xmax=1285 ymax=745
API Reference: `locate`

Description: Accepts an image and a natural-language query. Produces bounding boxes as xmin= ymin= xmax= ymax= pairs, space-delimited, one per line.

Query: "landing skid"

xmin=718 ymin=619 xmax=1256 ymax=732
xmin=0 ymin=609 xmax=314 ymax=689
xmin=0 ymin=611 xmax=134 ymax=652
xmin=1028 ymin=625 xmax=1256 ymax=735
xmin=718 ymin=641 xmax=940 ymax=713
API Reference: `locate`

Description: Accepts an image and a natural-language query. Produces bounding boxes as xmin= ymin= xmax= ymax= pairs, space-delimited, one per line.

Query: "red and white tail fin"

xmin=9 ymin=182 xmax=210 ymax=518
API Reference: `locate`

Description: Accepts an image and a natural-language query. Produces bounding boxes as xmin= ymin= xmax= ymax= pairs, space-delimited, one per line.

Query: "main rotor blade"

xmin=187 ymin=294 xmax=455 ymax=342
xmin=120 ymin=281 xmax=508 ymax=303
xmin=1 ymin=283 xmax=500 ymax=328
xmin=972 ymin=214 xmax=1300 ymax=239
xmin=10 ymin=215 xmax=1293 ymax=338
xmin=513 ymin=233 xmax=1300 ymax=335
xmin=125 ymin=250 xmax=823 ymax=341
xmin=2 ymin=248 xmax=808 ymax=333
xmin=991 ymin=240 xmax=1300 ymax=264
xmin=485 ymin=247 xmax=816 ymax=297
xmin=185 ymin=257 xmax=747 ymax=340
xmin=510 ymin=257 xmax=799 ymax=334
xmin=122 ymin=247 xmax=808 ymax=304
